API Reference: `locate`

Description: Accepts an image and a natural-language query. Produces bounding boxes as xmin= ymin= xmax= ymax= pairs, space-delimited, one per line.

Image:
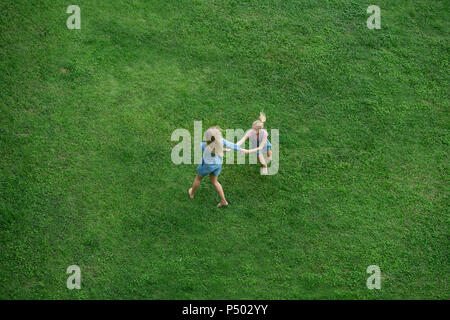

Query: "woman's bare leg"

xmin=209 ymin=175 xmax=228 ymax=206
xmin=258 ymin=154 xmax=268 ymax=174
xmin=189 ymin=174 xmax=202 ymax=198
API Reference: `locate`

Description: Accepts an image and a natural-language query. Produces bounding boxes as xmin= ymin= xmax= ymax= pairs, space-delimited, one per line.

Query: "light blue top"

xmin=196 ymin=139 xmax=241 ymax=177
xmin=201 ymin=138 xmax=241 ymax=164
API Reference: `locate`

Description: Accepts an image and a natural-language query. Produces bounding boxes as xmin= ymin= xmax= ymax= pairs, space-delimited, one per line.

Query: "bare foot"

xmin=188 ymin=188 xmax=194 ymax=199
xmin=261 ymin=167 xmax=268 ymax=175
xmin=217 ymin=200 xmax=228 ymax=207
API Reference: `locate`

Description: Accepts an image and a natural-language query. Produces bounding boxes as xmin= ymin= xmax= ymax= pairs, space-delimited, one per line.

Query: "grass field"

xmin=0 ymin=0 xmax=448 ymax=299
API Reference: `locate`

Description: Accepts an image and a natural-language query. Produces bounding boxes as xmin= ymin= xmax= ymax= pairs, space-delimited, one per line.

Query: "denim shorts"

xmin=196 ymin=163 xmax=222 ymax=177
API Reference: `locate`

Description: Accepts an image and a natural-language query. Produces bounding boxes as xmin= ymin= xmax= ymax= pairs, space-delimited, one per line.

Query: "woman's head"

xmin=252 ymin=112 xmax=266 ymax=131
xmin=204 ymin=126 xmax=223 ymax=156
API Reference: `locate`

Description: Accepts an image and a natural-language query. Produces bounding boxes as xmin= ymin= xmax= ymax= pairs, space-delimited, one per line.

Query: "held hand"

xmin=223 ymin=148 xmax=232 ymax=152
xmin=240 ymin=149 xmax=250 ymax=154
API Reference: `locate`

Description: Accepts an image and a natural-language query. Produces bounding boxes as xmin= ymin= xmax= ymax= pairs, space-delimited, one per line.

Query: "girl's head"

xmin=204 ymin=126 xmax=223 ymax=156
xmin=252 ymin=112 xmax=266 ymax=131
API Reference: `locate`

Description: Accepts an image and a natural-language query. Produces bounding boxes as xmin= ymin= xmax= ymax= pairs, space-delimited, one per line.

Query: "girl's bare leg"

xmin=189 ymin=174 xmax=202 ymax=198
xmin=209 ymin=175 xmax=228 ymax=207
xmin=258 ymin=154 xmax=268 ymax=174
xmin=267 ymin=150 xmax=272 ymax=161
xmin=258 ymin=154 xmax=267 ymax=167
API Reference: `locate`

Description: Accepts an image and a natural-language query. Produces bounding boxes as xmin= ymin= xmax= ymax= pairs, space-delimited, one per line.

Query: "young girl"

xmin=236 ymin=112 xmax=272 ymax=175
xmin=188 ymin=126 xmax=257 ymax=207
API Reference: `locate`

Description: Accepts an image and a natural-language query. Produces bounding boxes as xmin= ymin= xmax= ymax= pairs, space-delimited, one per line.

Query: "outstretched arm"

xmin=222 ymin=140 xmax=254 ymax=154
xmin=236 ymin=132 xmax=249 ymax=146
xmin=222 ymin=139 xmax=242 ymax=151
xmin=241 ymin=136 xmax=267 ymax=154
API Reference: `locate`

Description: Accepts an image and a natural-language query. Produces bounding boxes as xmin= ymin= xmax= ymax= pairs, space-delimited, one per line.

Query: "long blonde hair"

xmin=204 ymin=126 xmax=224 ymax=156
xmin=252 ymin=112 xmax=266 ymax=131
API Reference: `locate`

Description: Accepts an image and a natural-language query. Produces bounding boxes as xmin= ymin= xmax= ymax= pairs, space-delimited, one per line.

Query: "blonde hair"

xmin=252 ymin=112 xmax=266 ymax=130
xmin=204 ymin=126 xmax=224 ymax=156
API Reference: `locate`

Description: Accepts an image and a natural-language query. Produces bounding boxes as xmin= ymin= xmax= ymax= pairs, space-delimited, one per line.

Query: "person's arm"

xmin=242 ymin=135 xmax=267 ymax=154
xmin=222 ymin=139 xmax=242 ymax=151
xmin=241 ymin=147 xmax=259 ymax=154
xmin=222 ymin=138 xmax=264 ymax=154
xmin=236 ymin=131 xmax=249 ymax=146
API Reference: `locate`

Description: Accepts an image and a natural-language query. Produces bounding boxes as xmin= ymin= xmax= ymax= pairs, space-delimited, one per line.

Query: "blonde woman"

xmin=188 ymin=126 xmax=258 ymax=207
xmin=236 ymin=112 xmax=272 ymax=175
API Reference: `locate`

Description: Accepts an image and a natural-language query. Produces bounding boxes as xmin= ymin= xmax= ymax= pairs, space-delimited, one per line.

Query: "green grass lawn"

xmin=0 ymin=0 xmax=448 ymax=299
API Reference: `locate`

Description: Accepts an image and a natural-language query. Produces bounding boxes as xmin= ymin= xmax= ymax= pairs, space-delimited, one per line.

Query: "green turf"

xmin=0 ymin=0 xmax=448 ymax=299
